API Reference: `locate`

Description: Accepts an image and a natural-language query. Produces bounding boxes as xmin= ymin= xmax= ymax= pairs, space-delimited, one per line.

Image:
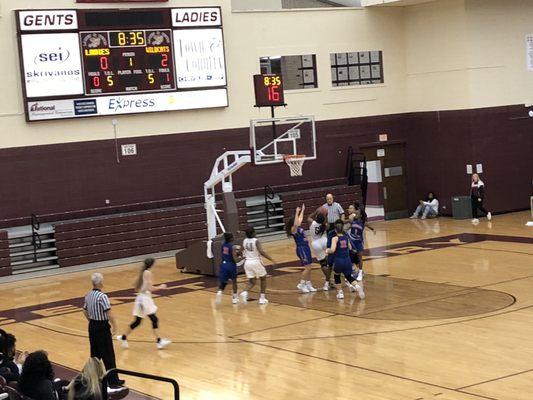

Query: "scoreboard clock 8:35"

xmin=81 ymin=29 xmax=175 ymax=95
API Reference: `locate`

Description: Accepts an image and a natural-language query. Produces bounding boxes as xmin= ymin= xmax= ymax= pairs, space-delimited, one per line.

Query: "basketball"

xmin=317 ymin=206 xmax=328 ymax=216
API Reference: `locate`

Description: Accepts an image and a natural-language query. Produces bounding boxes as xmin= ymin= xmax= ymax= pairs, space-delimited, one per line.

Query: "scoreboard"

xmin=16 ymin=8 xmax=228 ymax=121
xmin=80 ymin=30 xmax=175 ymax=95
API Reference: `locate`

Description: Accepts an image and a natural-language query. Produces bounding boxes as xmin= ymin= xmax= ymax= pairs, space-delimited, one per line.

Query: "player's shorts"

xmin=244 ymin=259 xmax=267 ymax=279
xmin=311 ymin=237 xmax=327 ymax=261
xmin=219 ymin=261 xmax=237 ymax=283
xmin=133 ymin=292 xmax=157 ymax=318
xmin=296 ymin=244 xmax=313 ymax=266
xmin=333 ymin=258 xmax=353 ymax=277
xmin=352 ymin=241 xmax=364 ymax=252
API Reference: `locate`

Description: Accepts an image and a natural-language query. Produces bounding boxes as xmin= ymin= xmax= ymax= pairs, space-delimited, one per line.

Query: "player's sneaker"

xmin=472 ymin=218 xmax=479 ymax=224
xmin=421 ymin=216 xmax=427 ymax=220
xmin=116 ymin=336 xmax=128 ymax=349
xmin=215 ymin=291 xmax=223 ymax=304
xmin=297 ymin=282 xmax=310 ymax=293
xmin=336 ymin=290 xmax=344 ymax=300
xmin=487 ymin=212 xmax=492 ymax=221
xmin=323 ymin=281 xmax=330 ymax=291
xmin=239 ymin=291 xmax=248 ymax=302
xmin=157 ymin=338 xmax=171 ymax=350
xmin=232 ymin=296 xmax=239 ymax=304
xmin=306 ymin=282 xmax=317 ymax=292
xmin=259 ymin=297 xmax=269 ymax=305
xmin=354 ymin=284 xmax=366 ymax=300
xmin=409 ymin=215 xmax=418 ymax=219
xmin=356 ymin=269 xmax=364 ymax=282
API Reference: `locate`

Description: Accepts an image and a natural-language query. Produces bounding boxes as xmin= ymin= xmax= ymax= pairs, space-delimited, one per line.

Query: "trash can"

xmin=451 ymin=196 xmax=472 ymax=219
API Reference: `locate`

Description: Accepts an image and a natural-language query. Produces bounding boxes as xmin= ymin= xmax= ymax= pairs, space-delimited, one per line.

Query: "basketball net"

xmin=284 ymin=154 xmax=306 ymax=177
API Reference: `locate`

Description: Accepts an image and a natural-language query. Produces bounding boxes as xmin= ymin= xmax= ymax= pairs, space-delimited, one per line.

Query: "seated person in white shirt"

xmin=410 ymin=192 xmax=439 ymax=219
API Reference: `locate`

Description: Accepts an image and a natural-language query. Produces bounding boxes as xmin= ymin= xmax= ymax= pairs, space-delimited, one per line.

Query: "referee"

xmin=323 ymin=193 xmax=346 ymax=231
xmin=83 ymin=272 xmax=123 ymax=387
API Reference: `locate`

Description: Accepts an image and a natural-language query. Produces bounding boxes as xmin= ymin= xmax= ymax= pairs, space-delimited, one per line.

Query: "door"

xmin=362 ymin=143 xmax=408 ymax=220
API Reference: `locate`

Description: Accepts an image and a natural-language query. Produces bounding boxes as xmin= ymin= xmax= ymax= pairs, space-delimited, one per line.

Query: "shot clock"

xmin=253 ymin=74 xmax=285 ymax=107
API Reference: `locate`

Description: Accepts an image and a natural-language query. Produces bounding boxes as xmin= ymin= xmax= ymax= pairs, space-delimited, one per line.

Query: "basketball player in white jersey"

xmin=307 ymin=210 xmax=331 ymax=291
xmin=117 ymin=258 xmax=171 ymax=349
xmin=239 ymin=227 xmax=276 ymax=305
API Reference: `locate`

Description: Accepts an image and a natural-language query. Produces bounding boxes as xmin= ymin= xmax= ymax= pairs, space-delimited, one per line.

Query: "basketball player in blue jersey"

xmin=324 ymin=219 xmax=342 ymax=290
xmin=285 ymin=204 xmax=317 ymax=293
xmin=215 ymin=232 xmax=242 ymax=304
xmin=347 ymin=205 xmax=375 ymax=282
xmin=326 ymin=222 xmax=365 ymax=300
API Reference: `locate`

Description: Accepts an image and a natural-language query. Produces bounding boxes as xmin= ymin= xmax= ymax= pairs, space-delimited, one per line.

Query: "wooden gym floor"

xmin=0 ymin=212 xmax=532 ymax=400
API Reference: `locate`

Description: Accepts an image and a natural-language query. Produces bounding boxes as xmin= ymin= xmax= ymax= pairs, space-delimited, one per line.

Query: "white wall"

xmin=2 ymin=0 xmax=533 ymax=149
xmin=0 ymin=0 xmax=406 ymax=148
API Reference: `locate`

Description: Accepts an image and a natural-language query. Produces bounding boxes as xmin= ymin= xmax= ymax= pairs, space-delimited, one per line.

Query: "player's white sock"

xmin=216 ymin=290 xmax=223 ymax=295
xmin=260 ymin=293 xmax=266 ymax=300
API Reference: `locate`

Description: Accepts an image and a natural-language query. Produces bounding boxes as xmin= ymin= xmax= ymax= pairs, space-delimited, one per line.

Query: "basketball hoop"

xmin=284 ymin=154 xmax=306 ymax=177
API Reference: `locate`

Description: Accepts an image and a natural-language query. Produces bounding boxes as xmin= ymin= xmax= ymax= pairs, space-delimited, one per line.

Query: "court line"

xmin=235 ymin=337 xmax=500 ymax=400
xmin=228 ymin=314 xmax=335 ymax=338
xmin=244 ymin=297 xmax=532 ymax=343
xmin=455 ymin=368 xmax=533 ymax=390
xmin=21 ymin=321 xmax=243 ymax=345
xmin=231 ymin=271 xmax=529 ymax=338
xmin=454 ymin=246 xmax=533 ymax=257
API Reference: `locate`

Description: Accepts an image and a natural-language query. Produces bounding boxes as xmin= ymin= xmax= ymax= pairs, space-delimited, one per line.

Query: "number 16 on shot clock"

xmin=253 ymin=74 xmax=285 ymax=107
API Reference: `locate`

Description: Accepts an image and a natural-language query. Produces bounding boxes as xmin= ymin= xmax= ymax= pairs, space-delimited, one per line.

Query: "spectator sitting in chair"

xmin=0 ymin=329 xmax=27 ymax=384
xmin=19 ymin=351 xmax=56 ymax=400
xmin=67 ymin=357 xmax=105 ymax=400
xmin=410 ymin=192 xmax=439 ymax=219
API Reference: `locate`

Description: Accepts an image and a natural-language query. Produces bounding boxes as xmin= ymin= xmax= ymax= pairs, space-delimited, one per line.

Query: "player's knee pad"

xmin=130 ymin=317 xmax=142 ymax=330
xmin=344 ymin=272 xmax=355 ymax=284
xmin=334 ymin=274 xmax=341 ymax=284
xmin=148 ymin=314 xmax=159 ymax=329
xmin=219 ymin=282 xmax=227 ymax=291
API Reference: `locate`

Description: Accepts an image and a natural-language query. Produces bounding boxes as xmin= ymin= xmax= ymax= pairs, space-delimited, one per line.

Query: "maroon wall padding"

xmin=54 ymin=204 xmax=206 ymax=267
xmin=53 ymin=198 xmax=248 ymax=267
xmin=0 ymin=104 xmax=531 ymax=225
xmin=0 ymin=231 xmax=11 ymax=276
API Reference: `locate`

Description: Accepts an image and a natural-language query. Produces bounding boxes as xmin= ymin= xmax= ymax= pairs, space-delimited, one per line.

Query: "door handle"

xmin=383 ymin=186 xmax=387 ymax=200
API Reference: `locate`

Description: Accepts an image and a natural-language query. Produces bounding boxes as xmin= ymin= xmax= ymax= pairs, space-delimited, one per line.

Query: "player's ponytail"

xmin=135 ymin=258 xmax=155 ymax=291
xmin=285 ymin=217 xmax=295 ymax=237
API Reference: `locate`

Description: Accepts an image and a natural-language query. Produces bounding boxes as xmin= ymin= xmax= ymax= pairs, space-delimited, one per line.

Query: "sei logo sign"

xmin=34 ymin=47 xmax=71 ymax=65
xmin=21 ymin=33 xmax=84 ymax=98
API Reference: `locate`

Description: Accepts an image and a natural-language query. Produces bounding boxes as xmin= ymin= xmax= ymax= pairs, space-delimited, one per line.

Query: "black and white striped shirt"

xmin=84 ymin=289 xmax=111 ymax=321
xmin=323 ymin=202 xmax=345 ymax=223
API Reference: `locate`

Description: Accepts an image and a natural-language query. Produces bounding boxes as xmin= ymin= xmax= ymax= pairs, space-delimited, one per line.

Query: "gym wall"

xmin=0 ymin=0 xmax=531 ymax=223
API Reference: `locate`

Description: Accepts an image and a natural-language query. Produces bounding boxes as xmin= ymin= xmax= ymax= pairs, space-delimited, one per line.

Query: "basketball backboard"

xmin=249 ymin=116 xmax=316 ymax=165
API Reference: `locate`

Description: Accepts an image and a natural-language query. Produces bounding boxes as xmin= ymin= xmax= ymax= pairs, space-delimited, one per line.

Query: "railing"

xmin=30 ymin=213 xmax=41 ymax=262
xmin=264 ymin=185 xmax=276 ymax=228
xmin=102 ymin=368 xmax=180 ymax=400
